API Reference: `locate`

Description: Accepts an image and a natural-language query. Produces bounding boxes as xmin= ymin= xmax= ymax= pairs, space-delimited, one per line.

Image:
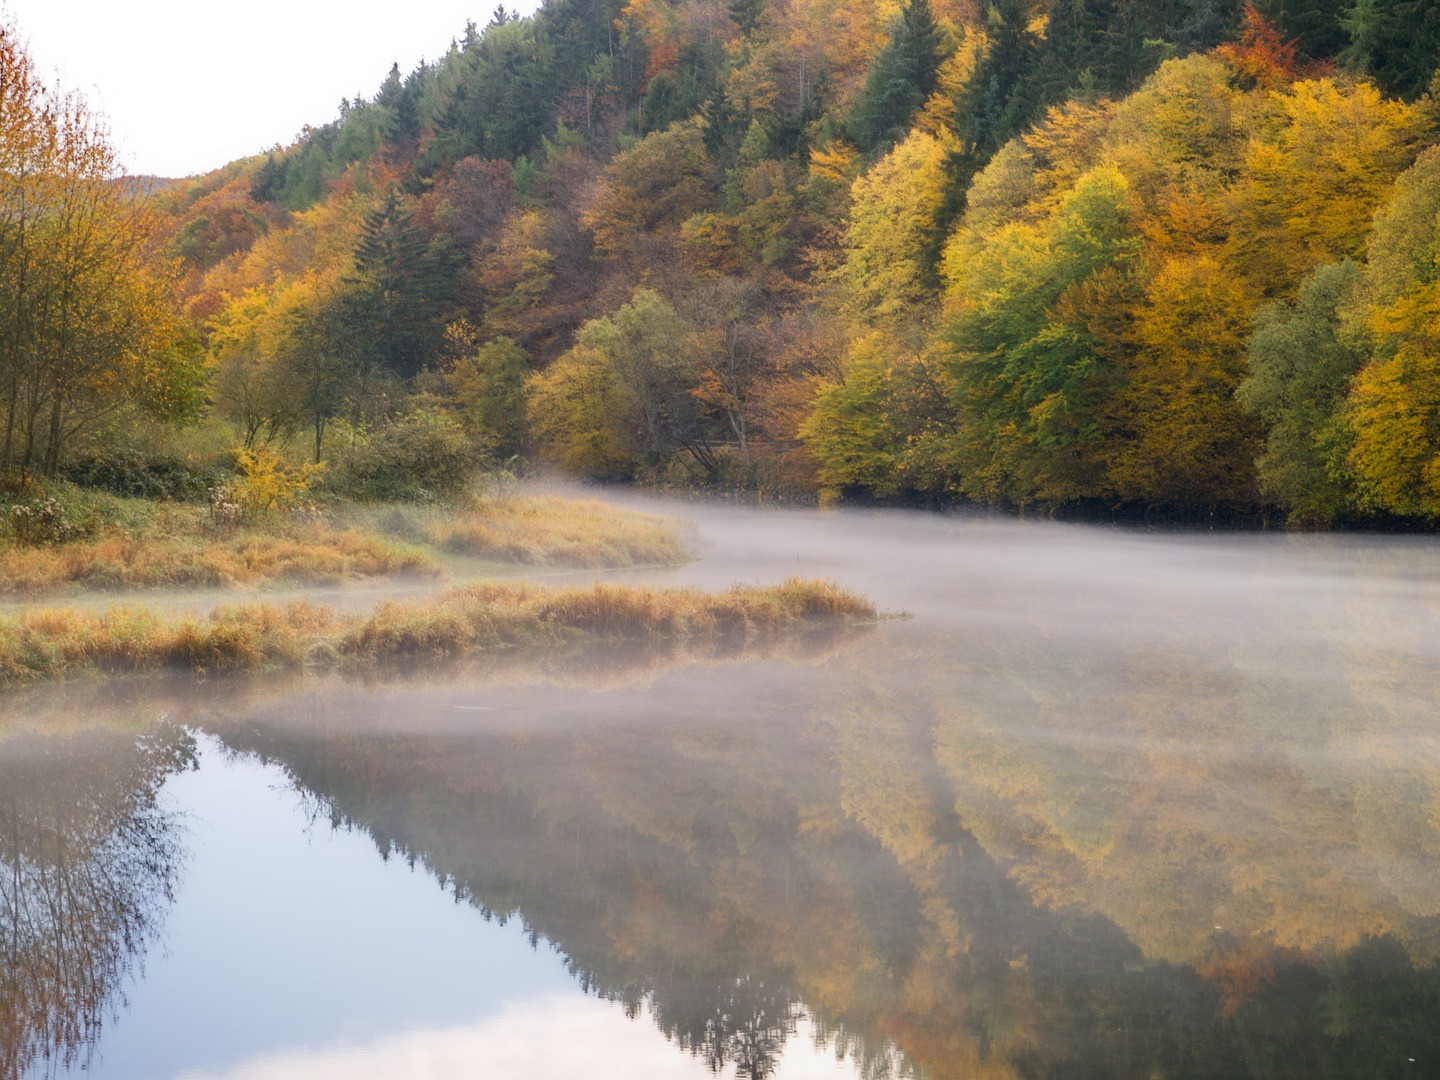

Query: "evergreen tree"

xmin=956 ymin=0 xmax=1045 ymax=156
xmin=1342 ymin=0 xmax=1440 ymax=98
xmin=729 ymin=0 xmax=767 ymax=37
xmin=1262 ymin=0 xmax=1350 ymax=57
xmin=851 ymin=0 xmax=945 ymax=153
xmin=348 ymin=190 xmax=458 ymax=377
xmin=249 ymin=153 xmax=287 ymax=204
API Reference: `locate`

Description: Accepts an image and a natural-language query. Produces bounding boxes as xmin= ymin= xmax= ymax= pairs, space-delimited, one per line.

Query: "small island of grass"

xmin=0 ymin=578 xmax=876 ymax=686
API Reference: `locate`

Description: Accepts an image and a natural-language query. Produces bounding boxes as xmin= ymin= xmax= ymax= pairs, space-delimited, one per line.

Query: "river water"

xmin=5 ymin=499 xmax=1440 ymax=1079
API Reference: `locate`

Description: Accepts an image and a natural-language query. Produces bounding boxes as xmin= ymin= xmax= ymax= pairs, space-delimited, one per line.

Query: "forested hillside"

xmin=9 ymin=0 xmax=1440 ymax=522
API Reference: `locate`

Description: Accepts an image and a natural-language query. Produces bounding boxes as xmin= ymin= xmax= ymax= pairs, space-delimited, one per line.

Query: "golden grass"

xmin=421 ymin=497 xmax=689 ymax=568
xmin=0 ymin=528 xmax=441 ymax=598
xmin=0 ymin=578 xmax=876 ymax=685
xmin=0 ymin=496 xmax=686 ymax=599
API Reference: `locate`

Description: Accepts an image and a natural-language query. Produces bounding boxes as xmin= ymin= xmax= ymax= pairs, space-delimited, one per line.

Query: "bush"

xmin=62 ymin=450 xmax=228 ymax=502
xmin=224 ymin=448 xmax=325 ymax=522
xmin=328 ymin=404 xmax=479 ymax=501
xmin=445 ymin=336 xmax=530 ymax=454
xmin=0 ymin=479 xmax=158 ymax=546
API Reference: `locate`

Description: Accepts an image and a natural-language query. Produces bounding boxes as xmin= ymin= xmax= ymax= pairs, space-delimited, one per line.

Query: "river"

xmin=5 ymin=497 xmax=1440 ymax=1079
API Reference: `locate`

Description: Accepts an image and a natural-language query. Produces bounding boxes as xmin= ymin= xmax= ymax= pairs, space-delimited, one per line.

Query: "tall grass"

xmin=0 ymin=528 xmax=439 ymax=597
xmin=0 ymin=579 xmax=876 ymax=685
xmin=0 ymin=494 xmax=688 ymax=598
xmin=356 ymin=496 xmax=690 ymax=568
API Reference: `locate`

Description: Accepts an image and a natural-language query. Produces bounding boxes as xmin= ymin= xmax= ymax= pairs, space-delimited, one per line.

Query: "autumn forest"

xmin=8 ymin=0 xmax=1440 ymax=523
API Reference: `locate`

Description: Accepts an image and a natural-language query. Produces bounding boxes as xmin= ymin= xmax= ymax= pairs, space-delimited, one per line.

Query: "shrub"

xmin=229 ymin=448 xmax=325 ymax=520
xmin=328 ymin=403 xmax=478 ymax=501
xmin=0 ymin=480 xmax=158 ymax=546
xmin=62 ymin=450 xmax=228 ymax=502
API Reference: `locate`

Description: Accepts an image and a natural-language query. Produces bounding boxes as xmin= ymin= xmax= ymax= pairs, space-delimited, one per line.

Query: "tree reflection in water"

xmin=0 ymin=721 xmax=194 ymax=1080
xmin=194 ymin=620 xmax=1440 ymax=1080
xmin=5 ymin=571 xmax=1440 ymax=1080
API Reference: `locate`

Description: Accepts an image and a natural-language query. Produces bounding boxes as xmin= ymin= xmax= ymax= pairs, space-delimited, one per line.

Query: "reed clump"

xmin=0 ymin=579 xmax=875 ymax=685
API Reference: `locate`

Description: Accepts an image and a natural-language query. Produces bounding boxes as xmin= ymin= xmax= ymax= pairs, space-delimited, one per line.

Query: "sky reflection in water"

xmin=4 ymin=502 xmax=1440 ymax=1079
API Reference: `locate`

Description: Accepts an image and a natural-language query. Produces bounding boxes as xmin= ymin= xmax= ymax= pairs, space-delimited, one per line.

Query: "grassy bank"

xmin=0 ymin=578 xmax=875 ymax=685
xmin=0 ymin=526 xmax=440 ymax=597
xmin=0 ymin=487 xmax=690 ymax=598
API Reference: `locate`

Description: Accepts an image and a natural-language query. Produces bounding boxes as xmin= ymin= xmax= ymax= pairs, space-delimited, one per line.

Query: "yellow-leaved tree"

xmin=839 ymin=129 xmax=952 ymax=322
xmin=1108 ymin=256 xmax=1260 ymax=506
xmin=0 ymin=25 xmax=201 ymax=475
xmin=1226 ymin=78 xmax=1434 ymax=295
xmin=581 ymin=120 xmax=712 ymax=265
xmin=1344 ymin=147 xmax=1440 ymax=516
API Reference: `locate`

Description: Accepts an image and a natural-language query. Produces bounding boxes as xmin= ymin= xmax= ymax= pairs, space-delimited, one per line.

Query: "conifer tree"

xmin=1341 ymin=0 xmax=1440 ymax=98
xmin=728 ymin=0 xmax=767 ymax=37
xmin=348 ymin=190 xmax=457 ymax=377
xmin=249 ymin=153 xmax=287 ymax=204
xmin=851 ymin=0 xmax=945 ymax=153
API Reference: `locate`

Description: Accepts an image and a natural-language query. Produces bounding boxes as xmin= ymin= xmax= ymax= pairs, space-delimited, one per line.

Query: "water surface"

xmin=5 ymin=503 xmax=1440 ymax=1079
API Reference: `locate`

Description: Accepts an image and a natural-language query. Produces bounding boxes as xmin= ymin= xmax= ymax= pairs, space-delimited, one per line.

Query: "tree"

xmin=0 ymin=26 xmax=200 ymax=475
xmin=840 ymin=129 xmax=953 ymax=321
xmin=941 ymin=165 xmax=1139 ymax=504
xmin=1215 ymin=3 xmax=1306 ymax=89
xmin=526 ymin=345 xmax=635 ymax=477
xmin=850 ymin=0 xmax=946 ymax=153
xmin=680 ymin=278 xmax=767 ymax=459
xmin=445 ymin=335 xmax=530 ymax=453
xmin=1108 ymin=256 xmax=1261 ymax=507
xmin=273 ymin=275 xmax=358 ymax=464
xmin=582 ymin=120 xmax=713 ymax=261
xmin=1340 ymin=0 xmax=1440 ymax=99
xmin=729 ymin=0 xmax=768 ymax=37
xmin=347 ymin=189 xmax=459 ymax=377
xmin=1225 ymin=77 xmax=1432 ymax=295
xmin=208 ymin=287 xmax=305 ymax=448
xmin=1341 ymin=146 xmax=1440 ymax=515
xmin=1237 ymin=260 xmax=1365 ymax=523
xmin=799 ymin=334 xmax=900 ymax=500
xmin=526 ymin=291 xmax=703 ymax=476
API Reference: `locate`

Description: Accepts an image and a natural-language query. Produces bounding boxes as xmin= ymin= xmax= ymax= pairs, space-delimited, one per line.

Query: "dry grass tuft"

xmin=0 ymin=579 xmax=874 ymax=686
xmin=0 ymin=601 xmax=332 ymax=683
xmin=420 ymin=497 xmax=689 ymax=567
xmin=0 ymin=528 xmax=440 ymax=598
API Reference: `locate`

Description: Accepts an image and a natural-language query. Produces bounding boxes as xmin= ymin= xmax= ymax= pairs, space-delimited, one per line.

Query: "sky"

xmin=6 ymin=0 xmax=542 ymax=179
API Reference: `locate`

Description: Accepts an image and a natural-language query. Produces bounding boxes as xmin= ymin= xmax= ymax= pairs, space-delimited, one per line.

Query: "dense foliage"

xmin=9 ymin=0 xmax=1440 ymax=522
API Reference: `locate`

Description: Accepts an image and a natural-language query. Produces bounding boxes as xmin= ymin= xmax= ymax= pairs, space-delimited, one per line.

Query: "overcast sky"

xmin=6 ymin=0 xmax=542 ymax=178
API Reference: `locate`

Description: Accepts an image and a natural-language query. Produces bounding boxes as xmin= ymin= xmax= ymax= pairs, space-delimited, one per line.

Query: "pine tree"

xmin=728 ymin=0 xmax=767 ymax=37
xmin=249 ymin=153 xmax=287 ymax=205
xmin=1342 ymin=0 xmax=1440 ymax=98
xmin=955 ymin=0 xmax=1043 ymax=156
xmin=850 ymin=0 xmax=945 ymax=153
xmin=348 ymin=190 xmax=455 ymax=377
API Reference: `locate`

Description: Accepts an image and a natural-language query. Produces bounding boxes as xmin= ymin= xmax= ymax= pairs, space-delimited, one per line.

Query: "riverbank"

xmin=0 ymin=491 xmax=690 ymax=599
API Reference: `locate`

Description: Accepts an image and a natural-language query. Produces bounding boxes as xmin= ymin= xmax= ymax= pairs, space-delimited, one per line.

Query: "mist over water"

xmin=5 ymin=499 xmax=1440 ymax=1079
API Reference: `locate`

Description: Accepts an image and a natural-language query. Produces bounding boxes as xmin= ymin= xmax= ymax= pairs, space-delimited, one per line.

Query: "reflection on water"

xmin=5 ymin=507 xmax=1440 ymax=1077
xmin=1 ymin=721 xmax=194 ymax=1080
